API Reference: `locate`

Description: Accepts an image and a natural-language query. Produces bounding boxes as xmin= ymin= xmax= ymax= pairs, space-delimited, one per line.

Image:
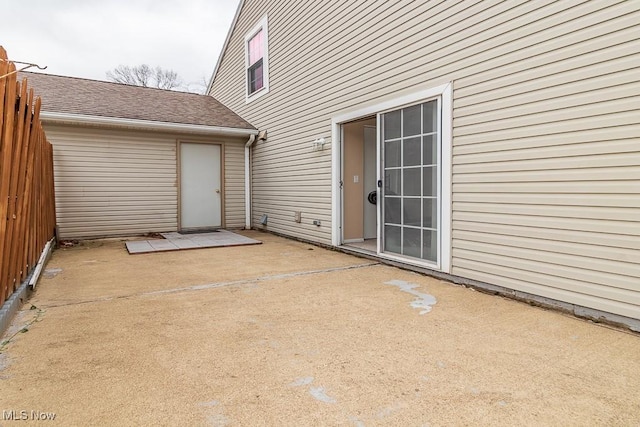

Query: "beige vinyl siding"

xmin=46 ymin=125 xmax=246 ymax=239
xmin=222 ymin=138 xmax=247 ymax=229
xmin=46 ymin=125 xmax=178 ymax=239
xmin=210 ymin=1 xmax=640 ymax=320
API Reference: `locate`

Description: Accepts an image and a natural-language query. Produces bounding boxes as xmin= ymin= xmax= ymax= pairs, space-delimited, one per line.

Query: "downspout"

xmin=245 ymin=134 xmax=257 ymax=229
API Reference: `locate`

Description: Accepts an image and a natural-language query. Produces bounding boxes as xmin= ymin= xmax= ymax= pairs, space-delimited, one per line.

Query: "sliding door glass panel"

xmin=384 ymin=197 xmax=401 ymax=224
xmin=423 ymin=198 xmax=437 ymax=229
xmin=403 ymin=199 xmax=421 ymax=227
xmin=385 ymin=140 xmax=401 ymax=168
xmin=381 ymin=99 xmax=439 ymax=263
xmin=423 ymin=166 xmax=437 ymax=197
xmin=423 ymin=102 xmax=437 ymax=133
xmin=423 ymin=230 xmax=437 ymax=262
xmin=403 ymin=137 xmax=421 ymax=167
xmin=384 ymin=169 xmax=401 ymax=196
xmin=403 ymin=228 xmax=422 ymax=258
xmin=384 ymin=110 xmax=401 ymax=139
xmin=403 ymin=105 xmax=422 ymax=136
xmin=423 ymin=135 xmax=437 ymax=165
xmin=403 ymin=168 xmax=421 ymax=196
xmin=385 ymin=225 xmax=401 ymax=253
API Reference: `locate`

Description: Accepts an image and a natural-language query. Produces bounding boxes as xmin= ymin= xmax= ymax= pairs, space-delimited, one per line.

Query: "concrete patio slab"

xmin=171 ymin=239 xmax=200 ymax=249
xmin=125 ymin=230 xmax=262 ymax=254
xmin=147 ymin=239 xmax=179 ymax=251
xmin=1 ymin=230 xmax=639 ymax=426
xmin=123 ymin=240 xmax=154 ymax=254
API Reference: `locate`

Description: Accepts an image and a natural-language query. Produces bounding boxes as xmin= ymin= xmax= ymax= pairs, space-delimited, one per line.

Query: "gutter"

xmin=40 ymin=112 xmax=258 ymax=137
xmin=29 ymin=238 xmax=55 ymax=290
xmin=245 ymin=134 xmax=257 ymax=229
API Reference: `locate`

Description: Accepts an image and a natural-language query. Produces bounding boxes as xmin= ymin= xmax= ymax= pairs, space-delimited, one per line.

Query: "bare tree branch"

xmin=106 ymin=65 xmax=138 ymax=85
xmin=106 ymin=64 xmax=183 ymax=90
xmin=133 ymin=64 xmax=152 ymax=87
xmin=154 ymin=66 xmax=182 ymax=90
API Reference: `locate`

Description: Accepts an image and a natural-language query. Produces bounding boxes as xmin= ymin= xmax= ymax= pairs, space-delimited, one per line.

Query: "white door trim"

xmin=331 ymin=82 xmax=452 ymax=273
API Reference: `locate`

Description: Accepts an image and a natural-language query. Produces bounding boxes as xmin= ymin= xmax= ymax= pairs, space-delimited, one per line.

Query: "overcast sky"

xmin=1 ymin=0 xmax=239 ymax=93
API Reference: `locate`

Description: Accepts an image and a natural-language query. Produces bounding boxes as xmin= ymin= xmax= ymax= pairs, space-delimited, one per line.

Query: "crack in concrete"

xmin=40 ymin=262 xmax=381 ymax=309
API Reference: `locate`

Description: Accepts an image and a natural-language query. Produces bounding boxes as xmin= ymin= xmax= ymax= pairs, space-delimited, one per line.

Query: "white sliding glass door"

xmin=380 ymin=99 xmax=440 ymax=264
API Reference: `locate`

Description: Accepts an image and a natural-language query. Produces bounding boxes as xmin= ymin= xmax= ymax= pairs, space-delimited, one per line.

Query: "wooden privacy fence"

xmin=0 ymin=46 xmax=56 ymax=308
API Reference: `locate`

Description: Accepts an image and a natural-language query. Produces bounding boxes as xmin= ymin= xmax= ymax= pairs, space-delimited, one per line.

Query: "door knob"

xmin=215 ymin=189 xmax=220 ymax=193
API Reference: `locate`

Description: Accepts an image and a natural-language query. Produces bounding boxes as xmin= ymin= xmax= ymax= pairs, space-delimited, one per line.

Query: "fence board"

xmin=0 ymin=54 xmax=17 ymax=303
xmin=9 ymin=87 xmax=33 ymax=286
xmin=0 ymin=47 xmax=56 ymax=306
xmin=0 ymin=48 xmax=6 ymax=303
xmin=7 ymin=83 xmax=29 ymax=291
xmin=2 ymin=79 xmax=26 ymax=296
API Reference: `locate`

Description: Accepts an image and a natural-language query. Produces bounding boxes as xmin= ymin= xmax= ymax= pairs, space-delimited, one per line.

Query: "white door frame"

xmin=331 ymin=82 xmax=453 ymax=273
xmin=177 ymin=141 xmax=224 ymax=231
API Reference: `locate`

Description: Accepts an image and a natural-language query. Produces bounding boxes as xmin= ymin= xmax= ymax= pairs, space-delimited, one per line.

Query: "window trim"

xmin=244 ymin=15 xmax=269 ymax=103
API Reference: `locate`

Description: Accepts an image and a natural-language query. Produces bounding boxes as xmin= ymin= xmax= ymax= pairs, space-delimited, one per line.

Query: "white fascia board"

xmin=40 ymin=112 xmax=258 ymax=137
xmin=207 ymin=0 xmax=245 ymax=94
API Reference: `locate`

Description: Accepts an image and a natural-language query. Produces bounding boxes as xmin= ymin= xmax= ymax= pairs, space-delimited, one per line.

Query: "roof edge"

xmin=40 ymin=112 xmax=258 ymax=136
xmin=206 ymin=0 xmax=245 ymax=94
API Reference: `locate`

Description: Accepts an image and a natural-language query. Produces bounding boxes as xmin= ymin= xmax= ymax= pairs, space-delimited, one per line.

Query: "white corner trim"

xmin=40 ymin=112 xmax=258 ymax=137
xmin=207 ymin=0 xmax=245 ymax=94
xmin=440 ymin=82 xmax=453 ymax=274
xmin=244 ymin=14 xmax=269 ymax=104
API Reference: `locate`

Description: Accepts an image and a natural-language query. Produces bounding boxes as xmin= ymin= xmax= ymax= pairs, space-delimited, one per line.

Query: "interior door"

xmin=180 ymin=142 xmax=222 ymax=230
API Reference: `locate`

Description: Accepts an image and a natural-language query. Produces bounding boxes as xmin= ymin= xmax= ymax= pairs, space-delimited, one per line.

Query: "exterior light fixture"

xmin=312 ymin=137 xmax=326 ymax=151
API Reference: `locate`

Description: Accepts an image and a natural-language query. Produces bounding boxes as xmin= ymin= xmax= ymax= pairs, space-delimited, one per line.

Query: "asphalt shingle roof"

xmin=18 ymin=71 xmax=254 ymax=130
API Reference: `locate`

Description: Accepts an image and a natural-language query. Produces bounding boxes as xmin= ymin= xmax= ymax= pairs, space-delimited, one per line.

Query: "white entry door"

xmin=180 ymin=143 xmax=222 ymax=230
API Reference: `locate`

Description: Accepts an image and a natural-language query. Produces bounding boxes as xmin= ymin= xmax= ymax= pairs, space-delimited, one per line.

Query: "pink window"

xmin=247 ymin=30 xmax=264 ymax=94
xmin=248 ymin=30 xmax=263 ymax=66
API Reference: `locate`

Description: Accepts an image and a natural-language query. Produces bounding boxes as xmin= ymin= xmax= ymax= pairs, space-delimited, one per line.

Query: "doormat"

xmin=178 ymin=229 xmax=219 ymax=235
